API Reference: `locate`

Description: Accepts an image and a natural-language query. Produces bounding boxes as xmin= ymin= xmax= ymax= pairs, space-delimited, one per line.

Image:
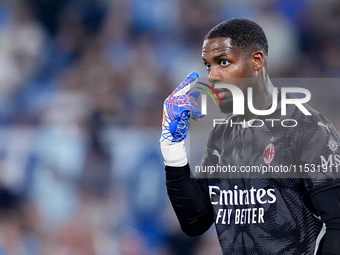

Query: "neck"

xmin=239 ymin=74 xmax=274 ymax=120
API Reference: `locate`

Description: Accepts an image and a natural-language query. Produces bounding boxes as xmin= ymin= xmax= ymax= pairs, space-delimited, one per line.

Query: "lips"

xmin=214 ymin=88 xmax=228 ymax=94
xmin=214 ymin=88 xmax=230 ymax=100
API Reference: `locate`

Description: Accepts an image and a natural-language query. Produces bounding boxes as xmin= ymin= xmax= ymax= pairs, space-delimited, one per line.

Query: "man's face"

xmin=201 ymin=37 xmax=256 ymax=113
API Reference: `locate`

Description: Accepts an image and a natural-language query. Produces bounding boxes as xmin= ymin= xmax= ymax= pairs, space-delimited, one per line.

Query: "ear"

xmin=251 ymin=51 xmax=265 ymax=71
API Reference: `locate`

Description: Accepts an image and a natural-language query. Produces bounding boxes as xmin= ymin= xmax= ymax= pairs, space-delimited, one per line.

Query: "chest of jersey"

xmin=207 ymin=121 xmax=298 ymax=179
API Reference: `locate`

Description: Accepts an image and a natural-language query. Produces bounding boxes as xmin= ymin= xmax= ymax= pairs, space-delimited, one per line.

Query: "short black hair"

xmin=204 ymin=18 xmax=268 ymax=56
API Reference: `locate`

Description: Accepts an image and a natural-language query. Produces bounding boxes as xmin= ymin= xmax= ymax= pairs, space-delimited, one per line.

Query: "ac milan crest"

xmin=263 ymin=142 xmax=275 ymax=165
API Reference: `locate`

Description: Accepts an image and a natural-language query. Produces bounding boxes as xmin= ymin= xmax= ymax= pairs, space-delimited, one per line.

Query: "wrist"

xmin=160 ymin=140 xmax=188 ymax=167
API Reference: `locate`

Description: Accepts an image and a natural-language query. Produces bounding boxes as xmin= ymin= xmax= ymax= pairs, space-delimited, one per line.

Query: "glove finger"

xmin=170 ymin=112 xmax=190 ymax=141
xmin=189 ymin=90 xmax=200 ymax=101
xmin=190 ymin=108 xmax=205 ymax=120
xmin=173 ymin=72 xmax=199 ymax=97
xmin=189 ymin=100 xmax=205 ymax=120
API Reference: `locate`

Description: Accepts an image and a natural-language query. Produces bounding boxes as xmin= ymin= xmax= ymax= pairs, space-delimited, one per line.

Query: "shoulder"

xmin=286 ymin=99 xmax=338 ymax=138
xmin=208 ymin=113 xmax=234 ymax=137
xmin=202 ymin=113 xmax=233 ymax=162
xmin=283 ymin=100 xmax=340 ymax=161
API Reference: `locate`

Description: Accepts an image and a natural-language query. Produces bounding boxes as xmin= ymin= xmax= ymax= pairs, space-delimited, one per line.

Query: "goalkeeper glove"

xmin=160 ymin=72 xmax=204 ymax=166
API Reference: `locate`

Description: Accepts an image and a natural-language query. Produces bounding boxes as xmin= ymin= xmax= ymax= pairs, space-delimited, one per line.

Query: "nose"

xmin=208 ymin=66 xmax=222 ymax=86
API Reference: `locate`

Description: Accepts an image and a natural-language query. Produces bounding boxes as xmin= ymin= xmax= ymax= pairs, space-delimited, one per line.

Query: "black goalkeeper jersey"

xmin=197 ymin=100 xmax=340 ymax=254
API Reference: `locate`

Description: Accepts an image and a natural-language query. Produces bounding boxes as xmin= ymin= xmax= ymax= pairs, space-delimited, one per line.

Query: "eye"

xmin=204 ymin=62 xmax=211 ymax=70
xmin=220 ymin=59 xmax=230 ymax=66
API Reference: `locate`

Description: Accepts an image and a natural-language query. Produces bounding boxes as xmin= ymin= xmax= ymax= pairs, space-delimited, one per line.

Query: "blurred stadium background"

xmin=0 ymin=0 xmax=339 ymax=254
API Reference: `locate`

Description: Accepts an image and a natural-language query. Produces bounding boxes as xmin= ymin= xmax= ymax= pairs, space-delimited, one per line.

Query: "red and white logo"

xmin=263 ymin=143 xmax=275 ymax=165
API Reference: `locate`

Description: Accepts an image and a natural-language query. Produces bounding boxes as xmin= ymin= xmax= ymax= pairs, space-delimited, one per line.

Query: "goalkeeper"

xmin=160 ymin=18 xmax=340 ymax=254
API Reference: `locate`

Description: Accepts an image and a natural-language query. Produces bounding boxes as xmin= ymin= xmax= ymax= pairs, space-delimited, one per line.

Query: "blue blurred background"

xmin=0 ymin=0 xmax=339 ymax=254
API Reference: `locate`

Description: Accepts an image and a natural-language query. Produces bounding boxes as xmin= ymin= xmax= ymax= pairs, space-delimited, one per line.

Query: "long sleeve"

xmin=310 ymin=182 xmax=340 ymax=255
xmin=165 ymin=164 xmax=214 ymax=236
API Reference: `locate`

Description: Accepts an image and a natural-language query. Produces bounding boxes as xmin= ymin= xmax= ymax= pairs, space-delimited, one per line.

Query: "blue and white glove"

xmin=160 ymin=72 xmax=204 ymax=166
